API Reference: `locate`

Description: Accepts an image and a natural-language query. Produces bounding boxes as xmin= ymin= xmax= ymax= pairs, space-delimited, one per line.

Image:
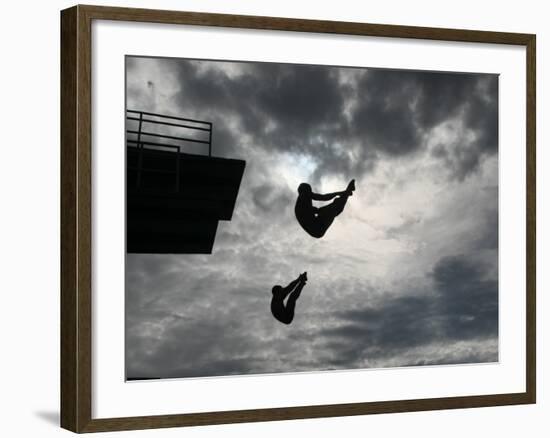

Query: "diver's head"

xmin=298 ymin=183 xmax=312 ymax=196
xmin=272 ymin=285 xmax=282 ymax=295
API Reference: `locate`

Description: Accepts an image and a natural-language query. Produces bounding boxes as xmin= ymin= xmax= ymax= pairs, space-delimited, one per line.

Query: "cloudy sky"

xmin=125 ymin=56 xmax=499 ymax=380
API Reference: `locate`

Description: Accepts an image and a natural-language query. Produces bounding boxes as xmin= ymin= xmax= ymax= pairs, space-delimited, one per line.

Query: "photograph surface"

xmin=125 ymin=56 xmax=499 ymax=380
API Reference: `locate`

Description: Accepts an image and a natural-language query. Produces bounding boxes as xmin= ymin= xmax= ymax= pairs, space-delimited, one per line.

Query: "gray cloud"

xmin=251 ymin=183 xmax=294 ymax=214
xmin=126 ymin=252 xmax=498 ymax=378
xmin=433 ymin=254 xmax=498 ymax=340
xmin=350 ymin=70 xmax=498 ymax=180
xmin=317 ymin=254 xmax=498 ymax=368
xmin=129 ymin=58 xmax=498 ymax=184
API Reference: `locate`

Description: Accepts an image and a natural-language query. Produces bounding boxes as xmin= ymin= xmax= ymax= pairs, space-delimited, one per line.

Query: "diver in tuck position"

xmin=271 ymin=272 xmax=308 ymax=325
xmin=294 ymin=179 xmax=355 ymax=238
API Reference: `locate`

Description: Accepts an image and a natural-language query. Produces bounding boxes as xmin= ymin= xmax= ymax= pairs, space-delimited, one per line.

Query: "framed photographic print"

xmin=60 ymin=4 xmax=536 ymax=433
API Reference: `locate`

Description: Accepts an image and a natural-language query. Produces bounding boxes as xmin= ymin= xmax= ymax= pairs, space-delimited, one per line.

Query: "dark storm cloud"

xmin=323 ymin=295 xmax=439 ymax=353
xmin=318 ymin=254 xmax=498 ymax=367
xmin=154 ymin=59 xmax=498 ymax=182
xmin=428 ymin=75 xmax=498 ymax=180
xmin=352 ymin=70 xmax=498 ymax=180
xmin=433 ymin=255 xmax=498 ymax=340
xmin=350 ymin=71 xmax=423 ymax=156
xmin=170 ymin=61 xmax=348 ymax=162
xmin=250 ymin=63 xmax=346 ymax=141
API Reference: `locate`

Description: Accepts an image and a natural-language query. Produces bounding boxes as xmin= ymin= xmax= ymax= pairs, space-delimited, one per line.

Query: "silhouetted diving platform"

xmin=126 ymin=110 xmax=245 ymax=254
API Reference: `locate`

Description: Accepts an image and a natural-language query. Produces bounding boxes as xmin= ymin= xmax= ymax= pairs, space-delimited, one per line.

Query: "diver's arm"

xmin=285 ymin=277 xmax=301 ymax=291
xmin=311 ymin=191 xmax=345 ymax=201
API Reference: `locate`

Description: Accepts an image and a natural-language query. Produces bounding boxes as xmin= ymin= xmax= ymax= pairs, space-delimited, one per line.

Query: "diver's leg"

xmin=279 ymin=277 xmax=302 ymax=301
xmin=317 ymin=192 xmax=349 ymax=222
xmin=283 ymin=281 xmax=306 ymax=324
xmin=311 ymin=194 xmax=350 ymax=237
xmin=306 ymin=181 xmax=354 ymax=238
xmin=329 ymin=193 xmax=350 ymax=217
xmin=302 ymin=216 xmax=327 ymax=238
xmin=280 ymin=287 xmax=294 ymax=302
xmin=309 ymin=212 xmax=334 ymax=238
xmin=288 ymin=281 xmax=305 ymax=303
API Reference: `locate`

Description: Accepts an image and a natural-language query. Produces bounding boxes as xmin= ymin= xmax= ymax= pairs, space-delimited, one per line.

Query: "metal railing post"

xmin=208 ymin=123 xmax=212 ymax=157
xmin=175 ymin=146 xmax=180 ymax=193
xmin=136 ymin=111 xmax=144 ymax=188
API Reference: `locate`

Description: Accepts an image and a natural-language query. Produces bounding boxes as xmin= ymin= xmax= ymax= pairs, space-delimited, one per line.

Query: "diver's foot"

xmin=346 ymin=179 xmax=355 ymax=195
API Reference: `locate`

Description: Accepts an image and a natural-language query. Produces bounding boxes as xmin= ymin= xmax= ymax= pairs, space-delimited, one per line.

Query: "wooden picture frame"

xmin=60 ymin=4 xmax=536 ymax=433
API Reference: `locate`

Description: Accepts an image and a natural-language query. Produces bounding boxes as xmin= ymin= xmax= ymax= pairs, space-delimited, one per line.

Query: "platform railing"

xmin=126 ymin=109 xmax=213 ymax=156
xmin=126 ymin=110 xmax=213 ymax=192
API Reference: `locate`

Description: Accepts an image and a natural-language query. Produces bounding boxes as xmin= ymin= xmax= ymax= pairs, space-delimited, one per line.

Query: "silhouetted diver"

xmin=294 ymin=180 xmax=355 ymax=238
xmin=271 ymin=272 xmax=308 ymax=325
